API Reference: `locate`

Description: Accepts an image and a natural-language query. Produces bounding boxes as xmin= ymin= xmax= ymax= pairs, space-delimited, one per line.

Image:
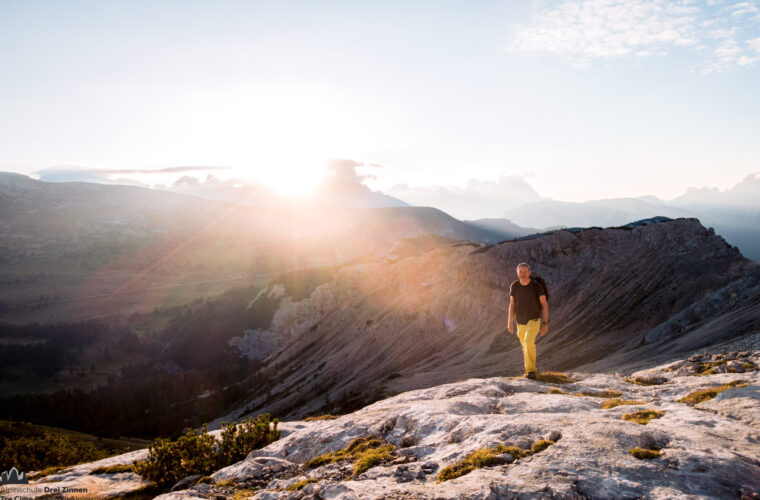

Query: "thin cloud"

xmin=34 ymin=165 xmax=233 ymax=177
xmin=98 ymin=166 xmax=234 ymax=175
xmin=704 ymin=37 xmax=758 ymax=71
xmin=506 ymin=0 xmax=700 ymax=68
xmin=728 ymin=1 xmax=759 ymax=17
xmin=32 ymin=165 xmax=238 ymax=189
xmin=506 ymin=0 xmax=760 ymax=72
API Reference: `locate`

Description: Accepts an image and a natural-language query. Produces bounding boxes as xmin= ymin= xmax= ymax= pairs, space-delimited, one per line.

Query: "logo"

xmin=1 ymin=466 xmax=29 ymax=484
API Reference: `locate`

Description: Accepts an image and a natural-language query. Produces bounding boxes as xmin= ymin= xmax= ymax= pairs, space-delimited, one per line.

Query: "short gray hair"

xmin=516 ymin=263 xmax=530 ymax=270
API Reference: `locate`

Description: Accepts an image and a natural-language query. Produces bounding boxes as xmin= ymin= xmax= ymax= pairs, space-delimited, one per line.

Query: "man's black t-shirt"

xmin=510 ymin=279 xmax=545 ymax=324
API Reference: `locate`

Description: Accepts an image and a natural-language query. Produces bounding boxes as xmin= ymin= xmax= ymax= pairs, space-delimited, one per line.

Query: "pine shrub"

xmin=133 ymin=414 xmax=280 ymax=489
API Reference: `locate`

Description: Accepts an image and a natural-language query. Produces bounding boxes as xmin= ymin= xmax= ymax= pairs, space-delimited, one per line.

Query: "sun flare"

xmin=261 ymin=166 xmax=324 ymax=197
xmin=245 ymin=160 xmax=327 ymax=198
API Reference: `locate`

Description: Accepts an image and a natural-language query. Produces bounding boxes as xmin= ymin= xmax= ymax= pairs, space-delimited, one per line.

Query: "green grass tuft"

xmin=304 ymin=414 xmax=337 ymax=421
xmin=89 ymin=463 xmax=136 ymax=475
xmin=231 ymin=489 xmax=255 ymax=500
xmin=548 ymin=388 xmax=624 ymax=399
xmin=694 ymin=360 xmax=726 ymax=376
xmin=534 ymin=371 xmax=576 ymax=384
xmin=438 ymin=439 xmax=554 ymax=482
xmin=437 ymin=448 xmax=508 ymax=482
xmin=353 ymin=445 xmax=394 ymax=476
xmin=629 ymin=447 xmax=661 ymax=459
xmin=676 ymin=380 xmax=748 ymax=404
xmin=305 ymin=435 xmax=395 ymax=478
xmin=575 ymin=390 xmax=623 ymax=398
xmin=491 ymin=444 xmax=530 ymax=460
xmin=601 ymin=398 xmax=646 ymax=409
xmin=621 ymin=410 xmax=664 ymax=425
xmin=530 ymin=440 xmax=555 ymax=453
xmin=26 ymin=465 xmax=68 ymax=480
xmin=286 ymin=478 xmax=318 ymax=491
xmin=623 ymin=376 xmax=666 ymax=386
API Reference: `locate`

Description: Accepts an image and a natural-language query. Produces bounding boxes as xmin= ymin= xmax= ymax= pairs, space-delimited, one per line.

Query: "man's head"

xmin=516 ymin=263 xmax=531 ymax=281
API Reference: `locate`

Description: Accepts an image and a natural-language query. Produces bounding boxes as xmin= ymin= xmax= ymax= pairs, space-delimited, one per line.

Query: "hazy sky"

xmin=1 ymin=0 xmax=759 ymax=201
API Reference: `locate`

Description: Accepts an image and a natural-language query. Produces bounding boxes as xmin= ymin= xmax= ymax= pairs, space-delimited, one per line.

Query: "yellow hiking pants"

xmin=517 ymin=319 xmax=541 ymax=373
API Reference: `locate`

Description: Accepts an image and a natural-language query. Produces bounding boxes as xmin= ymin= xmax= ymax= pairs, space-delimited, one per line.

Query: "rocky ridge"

xmin=226 ymin=218 xmax=760 ymax=421
xmin=11 ymin=352 xmax=759 ymax=499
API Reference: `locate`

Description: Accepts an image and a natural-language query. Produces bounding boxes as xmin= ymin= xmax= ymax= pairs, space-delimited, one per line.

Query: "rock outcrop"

xmin=14 ymin=353 xmax=759 ymax=499
xmin=228 ymin=218 xmax=760 ymax=421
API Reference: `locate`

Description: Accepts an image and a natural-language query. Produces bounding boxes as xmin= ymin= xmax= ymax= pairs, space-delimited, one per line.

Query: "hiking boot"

xmin=526 ymin=371 xmax=537 ymax=379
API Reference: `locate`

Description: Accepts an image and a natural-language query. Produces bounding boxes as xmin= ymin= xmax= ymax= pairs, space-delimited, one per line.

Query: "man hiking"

xmin=507 ymin=263 xmax=549 ymax=379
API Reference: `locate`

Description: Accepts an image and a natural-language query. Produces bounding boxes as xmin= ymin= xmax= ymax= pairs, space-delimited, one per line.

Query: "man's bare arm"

xmin=539 ymin=295 xmax=549 ymax=336
xmin=539 ymin=295 xmax=548 ymax=324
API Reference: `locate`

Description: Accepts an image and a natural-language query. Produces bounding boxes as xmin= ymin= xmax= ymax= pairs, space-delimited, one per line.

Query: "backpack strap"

xmin=532 ymin=278 xmax=547 ymax=301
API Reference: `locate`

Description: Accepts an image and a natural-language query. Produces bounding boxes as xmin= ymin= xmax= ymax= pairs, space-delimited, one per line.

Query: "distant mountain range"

xmin=20 ymin=167 xmax=760 ymax=260
xmin=0 ymin=172 xmax=520 ymax=323
xmin=387 ymin=175 xmax=542 ymax=221
xmin=670 ymin=173 xmax=760 ymax=262
xmin=495 ymin=174 xmax=760 ymax=261
xmin=501 ymin=197 xmax=696 ymax=229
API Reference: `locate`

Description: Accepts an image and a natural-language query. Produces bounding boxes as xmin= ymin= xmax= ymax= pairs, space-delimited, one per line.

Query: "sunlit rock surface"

xmin=18 ymin=353 xmax=757 ymax=499
xmin=4 ymin=448 xmax=151 ymax=499
xmin=160 ymin=351 xmax=760 ymax=499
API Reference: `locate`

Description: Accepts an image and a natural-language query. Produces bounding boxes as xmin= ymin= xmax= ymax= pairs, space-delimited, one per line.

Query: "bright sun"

xmin=240 ymin=148 xmax=330 ymax=197
xmin=259 ymin=164 xmax=325 ymax=197
xmin=180 ymin=84 xmax=362 ymax=197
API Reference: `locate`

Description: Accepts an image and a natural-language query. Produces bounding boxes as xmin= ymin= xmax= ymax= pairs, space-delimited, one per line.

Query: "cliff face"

xmin=228 ymin=218 xmax=760 ymax=420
